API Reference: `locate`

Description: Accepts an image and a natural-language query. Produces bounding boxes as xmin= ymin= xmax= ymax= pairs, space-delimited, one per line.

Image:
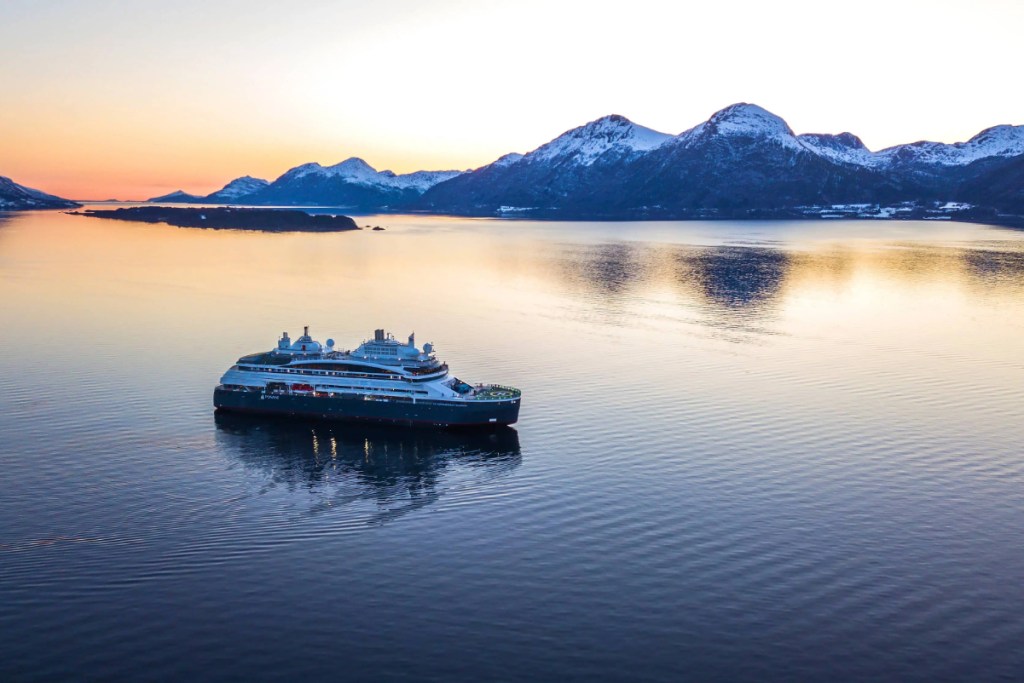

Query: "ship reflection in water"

xmin=214 ymin=412 xmax=521 ymax=525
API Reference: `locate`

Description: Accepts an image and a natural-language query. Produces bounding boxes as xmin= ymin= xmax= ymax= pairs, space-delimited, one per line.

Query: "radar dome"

xmin=326 ymin=339 xmax=335 ymax=348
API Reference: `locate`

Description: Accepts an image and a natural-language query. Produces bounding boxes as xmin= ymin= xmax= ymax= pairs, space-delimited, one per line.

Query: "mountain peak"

xmin=965 ymin=124 xmax=1024 ymax=156
xmin=149 ymin=190 xmax=197 ymax=201
xmin=705 ymin=103 xmax=794 ymax=137
xmin=585 ymin=114 xmax=633 ymax=128
xmin=492 ymin=152 xmax=525 ymax=168
xmin=874 ymin=123 xmax=1024 ymax=166
xmin=528 ymin=114 xmax=672 ymax=166
xmin=264 ymin=157 xmax=464 ymax=199
xmin=222 ymin=175 xmax=269 ymax=186
xmin=327 ymin=157 xmax=376 ymax=174
xmin=280 ymin=162 xmax=324 ymax=181
xmin=208 ymin=175 xmax=270 ymax=201
xmin=576 ymin=114 xmax=663 ymax=138
xmin=277 ymin=158 xmax=379 ymax=183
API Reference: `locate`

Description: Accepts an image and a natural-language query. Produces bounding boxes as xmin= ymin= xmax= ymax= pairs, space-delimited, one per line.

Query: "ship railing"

xmin=291 ymin=353 xmax=444 ymax=372
xmin=471 ymin=384 xmax=521 ymax=399
xmin=407 ymin=363 xmax=448 ymax=376
xmin=486 ymin=384 xmax=521 ymax=393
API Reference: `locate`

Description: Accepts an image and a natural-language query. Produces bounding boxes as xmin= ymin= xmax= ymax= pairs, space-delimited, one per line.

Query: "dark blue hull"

xmin=213 ymin=388 xmax=520 ymax=426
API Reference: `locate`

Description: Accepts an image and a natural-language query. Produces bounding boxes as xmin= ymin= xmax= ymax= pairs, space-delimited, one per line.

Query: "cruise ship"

xmin=213 ymin=327 xmax=521 ymax=426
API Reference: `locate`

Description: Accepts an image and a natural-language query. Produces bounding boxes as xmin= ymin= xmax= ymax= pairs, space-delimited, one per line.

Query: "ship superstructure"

xmin=214 ymin=327 xmax=521 ymax=426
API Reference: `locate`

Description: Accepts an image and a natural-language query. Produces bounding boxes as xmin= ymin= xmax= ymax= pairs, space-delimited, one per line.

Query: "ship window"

xmin=297 ymin=363 xmax=397 ymax=376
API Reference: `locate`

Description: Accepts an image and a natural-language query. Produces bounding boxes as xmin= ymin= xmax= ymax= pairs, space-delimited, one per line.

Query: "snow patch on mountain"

xmin=393 ymin=169 xmax=465 ymax=192
xmin=797 ymin=132 xmax=876 ymax=165
xmin=527 ymin=115 xmax=672 ymax=166
xmin=492 ymin=152 xmax=525 ymax=168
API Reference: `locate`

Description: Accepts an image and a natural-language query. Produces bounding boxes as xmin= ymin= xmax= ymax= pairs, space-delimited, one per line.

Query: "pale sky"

xmin=1 ymin=0 xmax=1021 ymax=199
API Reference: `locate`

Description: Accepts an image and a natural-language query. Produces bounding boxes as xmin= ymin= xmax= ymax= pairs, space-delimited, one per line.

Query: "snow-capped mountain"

xmin=417 ymin=114 xmax=673 ymax=212
xmin=149 ymin=176 xmax=269 ymax=204
xmin=389 ymin=169 xmax=466 ymax=193
xmin=148 ymin=176 xmax=270 ymax=202
xmin=150 ymin=159 xmax=464 ymax=208
xmin=141 ymin=102 xmax=1024 ymax=225
xmin=419 ymin=104 xmax=824 ymax=213
xmin=278 ymin=158 xmax=380 ymax=184
xmin=149 ymin=189 xmax=203 ymax=203
xmin=675 ymin=103 xmax=800 ymax=150
xmin=873 ymin=124 xmax=1024 ymax=167
xmin=526 ymin=114 xmax=672 ymax=166
xmin=660 ymin=102 xmax=1024 ymax=170
xmin=416 ymin=103 xmax=1024 ymax=223
xmin=0 ymin=176 xmax=79 ymax=210
xmin=274 ymin=158 xmax=463 ymax=192
xmin=247 ymin=158 xmax=465 ymax=208
xmin=208 ymin=175 xmax=269 ymax=201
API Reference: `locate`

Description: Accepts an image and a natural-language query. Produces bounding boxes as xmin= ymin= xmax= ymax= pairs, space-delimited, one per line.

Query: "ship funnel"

xmin=374 ymin=328 xmax=385 ymax=341
xmin=408 ymin=332 xmax=415 ymax=347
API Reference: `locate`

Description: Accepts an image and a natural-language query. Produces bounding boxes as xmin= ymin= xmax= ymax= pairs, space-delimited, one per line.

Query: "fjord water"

xmin=2 ymin=209 xmax=1023 ymax=682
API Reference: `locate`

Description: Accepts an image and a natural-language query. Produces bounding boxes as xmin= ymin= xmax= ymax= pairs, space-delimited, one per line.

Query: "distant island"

xmin=72 ymin=206 xmax=359 ymax=232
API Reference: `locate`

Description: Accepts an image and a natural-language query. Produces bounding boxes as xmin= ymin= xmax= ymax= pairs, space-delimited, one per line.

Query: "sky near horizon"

xmin=1 ymin=0 xmax=1022 ymax=200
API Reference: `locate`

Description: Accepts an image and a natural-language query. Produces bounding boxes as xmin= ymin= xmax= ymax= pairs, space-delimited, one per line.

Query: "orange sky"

xmin=2 ymin=0 xmax=1022 ymax=200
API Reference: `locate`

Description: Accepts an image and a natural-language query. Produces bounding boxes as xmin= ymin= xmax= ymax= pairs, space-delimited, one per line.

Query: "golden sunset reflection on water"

xmin=3 ymin=212 xmax=1023 ymax=345
xmin=3 ymin=210 xmax=1022 ymax=393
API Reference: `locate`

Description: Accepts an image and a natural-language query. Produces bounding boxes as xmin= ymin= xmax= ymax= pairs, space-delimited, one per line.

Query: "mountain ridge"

xmin=415 ymin=103 xmax=1024 ymax=225
xmin=0 ymin=176 xmax=80 ymax=210
xmin=150 ymin=160 xmax=465 ymax=208
xmin=142 ymin=103 xmax=1024 ymax=227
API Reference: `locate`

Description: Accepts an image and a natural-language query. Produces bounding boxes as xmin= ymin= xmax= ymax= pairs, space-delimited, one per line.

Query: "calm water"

xmin=2 ymin=209 xmax=1024 ymax=681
